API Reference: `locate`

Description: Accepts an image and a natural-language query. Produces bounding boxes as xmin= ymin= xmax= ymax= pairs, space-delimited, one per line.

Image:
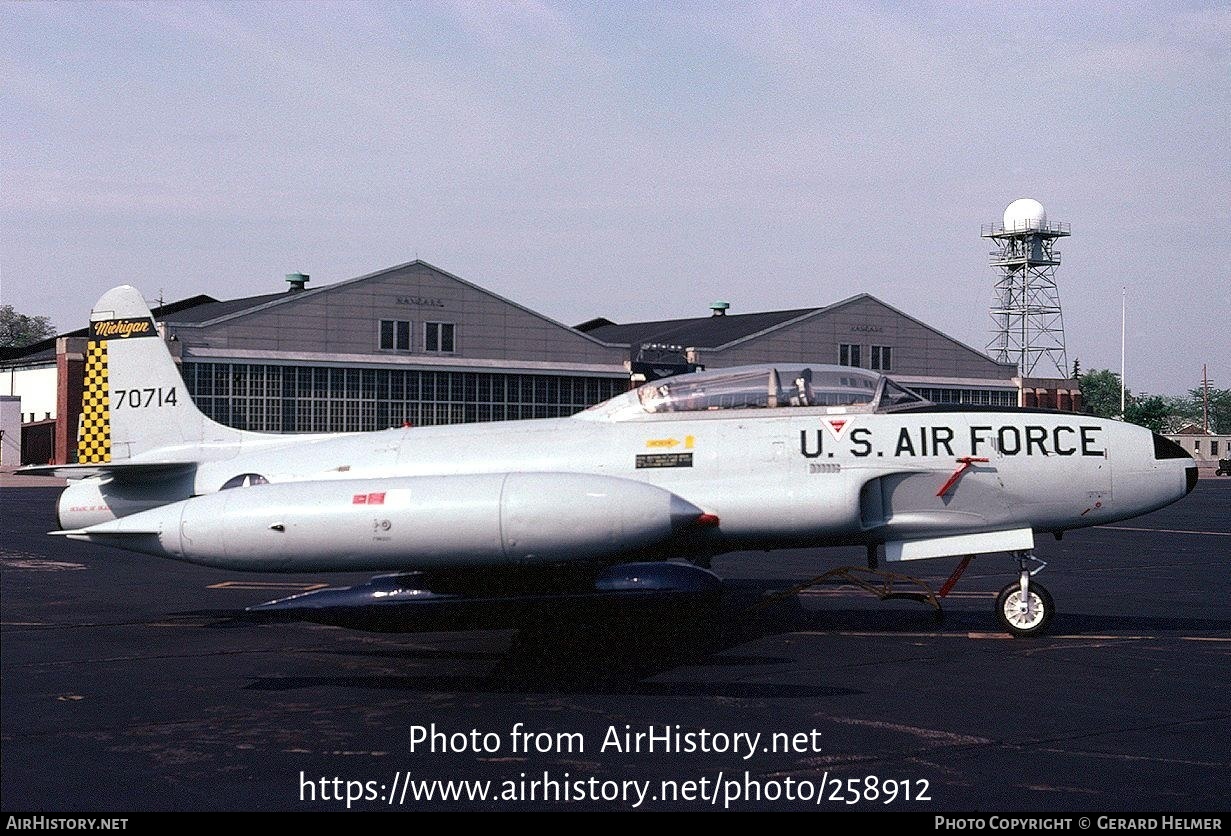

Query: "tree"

xmin=1078 ymin=368 xmax=1201 ymax=433
xmin=1122 ymin=395 xmax=1175 ymax=434
xmin=1187 ymin=386 xmax=1231 ymax=434
xmin=1078 ymin=369 xmax=1126 ymax=418
xmin=0 ymin=305 xmax=56 ymax=348
xmin=1166 ymin=391 xmax=1203 ymax=427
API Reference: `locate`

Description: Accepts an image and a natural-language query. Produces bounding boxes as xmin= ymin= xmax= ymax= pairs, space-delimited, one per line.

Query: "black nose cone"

xmin=1186 ymin=465 xmax=1198 ymax=495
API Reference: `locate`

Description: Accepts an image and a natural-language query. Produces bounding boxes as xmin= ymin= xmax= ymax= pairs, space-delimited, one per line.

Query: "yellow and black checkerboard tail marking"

xmin=77 ymin=339 xmax=112 ymax=463
xmin=77 ymin=287 xmax=244 ymax=461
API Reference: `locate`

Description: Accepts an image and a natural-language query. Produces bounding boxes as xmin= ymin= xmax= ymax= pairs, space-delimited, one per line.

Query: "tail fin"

xmin=77 ymin=285 xmax=243 ymax=463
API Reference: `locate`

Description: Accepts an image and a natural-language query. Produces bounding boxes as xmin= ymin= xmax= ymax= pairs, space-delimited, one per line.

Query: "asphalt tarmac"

xmin=2 ymin=482 xmax=1228 ymax=812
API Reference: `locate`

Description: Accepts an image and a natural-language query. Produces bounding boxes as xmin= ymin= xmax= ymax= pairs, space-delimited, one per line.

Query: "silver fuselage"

xmin=59 ymin=406 xmax=1190 ymax=572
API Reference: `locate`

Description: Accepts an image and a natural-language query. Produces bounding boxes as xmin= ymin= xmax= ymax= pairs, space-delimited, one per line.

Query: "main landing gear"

xmin=995 ymin=552 xmax=1052 ymax=638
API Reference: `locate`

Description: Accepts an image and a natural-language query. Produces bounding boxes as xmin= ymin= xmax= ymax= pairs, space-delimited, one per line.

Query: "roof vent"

xmin=286 ymin=273 xmax=309 ymax=293
xmin=709 ymin=301 xmax=730 ymax=317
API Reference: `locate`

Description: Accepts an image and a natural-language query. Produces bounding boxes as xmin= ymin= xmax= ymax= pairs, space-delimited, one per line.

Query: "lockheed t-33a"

xmin=26 ymin=286 xmax=1197 ymax=637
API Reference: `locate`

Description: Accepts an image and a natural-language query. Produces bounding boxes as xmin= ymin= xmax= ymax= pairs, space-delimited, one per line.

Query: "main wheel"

xmin=995 ymin=580 xmax=1054 ymax=637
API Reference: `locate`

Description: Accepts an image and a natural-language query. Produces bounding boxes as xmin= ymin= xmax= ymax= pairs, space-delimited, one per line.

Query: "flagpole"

xmin=1120 ymin=287 xmax=1126 ymax=415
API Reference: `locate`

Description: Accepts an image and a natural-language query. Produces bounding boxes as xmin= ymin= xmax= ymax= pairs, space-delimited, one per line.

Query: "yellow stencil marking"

xmin=646 ymin=436 xmax=696 ymax=449
xmin=77 ymin=338 xmax=111 ymax=463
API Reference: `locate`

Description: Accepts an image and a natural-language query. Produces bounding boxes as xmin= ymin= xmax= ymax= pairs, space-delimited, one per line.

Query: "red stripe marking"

xmin=936 ymin=457 xmax=990 ymax=497
xmin=938 ymin=555 xmax=973 ymax=598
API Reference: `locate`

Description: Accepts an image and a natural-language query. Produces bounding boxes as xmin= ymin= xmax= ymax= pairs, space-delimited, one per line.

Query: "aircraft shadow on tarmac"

xmin=241 ymin=671 xmax=858 ymax=699
xmin=167 ymin=577 xmax=1231 ymax=696
xmin=238 ymin=609 xmax=854 ymax=696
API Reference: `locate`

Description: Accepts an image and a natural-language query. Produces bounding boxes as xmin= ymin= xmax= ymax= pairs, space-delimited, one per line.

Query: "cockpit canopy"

xmin=586 ymin=364 xmax=930 ymax=421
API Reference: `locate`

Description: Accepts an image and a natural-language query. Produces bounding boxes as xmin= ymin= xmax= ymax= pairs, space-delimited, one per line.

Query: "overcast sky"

xmin=3 ymin=1 xmax=1227 ymax=395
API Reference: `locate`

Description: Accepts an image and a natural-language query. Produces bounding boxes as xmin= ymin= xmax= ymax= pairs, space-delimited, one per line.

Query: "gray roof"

xmin=578 ymin=307 xmax=820 ymax=348
xmin=162 ymin=260 xmax=619 ymax=350
xmin=0 ymin=294 xmax=222 ymax=365
xmin=163 ymin=291 xmax=288 ymax=324
xmin=579 ymin=293 xmax=1017 ymax=372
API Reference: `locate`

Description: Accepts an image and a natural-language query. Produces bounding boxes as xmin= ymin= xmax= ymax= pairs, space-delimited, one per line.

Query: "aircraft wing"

xmin=16 ymin=461 xmax=197 ymax=481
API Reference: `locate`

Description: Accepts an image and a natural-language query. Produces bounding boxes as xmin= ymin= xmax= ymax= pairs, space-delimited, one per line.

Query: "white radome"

xmin=1003 ymin=198 xmax=1047 ymax=231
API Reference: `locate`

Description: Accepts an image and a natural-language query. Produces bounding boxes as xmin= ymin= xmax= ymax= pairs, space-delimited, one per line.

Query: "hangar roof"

xmin=577 ymin=306 xmax=820 ymax=348
xmin=162 ymin=292 xmax=287 ymax=324
xmin=577 ymin=293 xmax=1016 ymax=377
xmin=0 ymin=294 xmax=221 ymax=365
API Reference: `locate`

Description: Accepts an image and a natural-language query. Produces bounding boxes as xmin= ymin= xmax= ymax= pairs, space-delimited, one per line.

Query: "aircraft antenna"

xmin=983 ymin=199 xmax=1070 ymax=377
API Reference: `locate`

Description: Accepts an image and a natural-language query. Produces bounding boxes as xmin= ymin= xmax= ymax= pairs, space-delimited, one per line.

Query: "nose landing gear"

xmin=995 ymin=553 xmax=1052 ymax=637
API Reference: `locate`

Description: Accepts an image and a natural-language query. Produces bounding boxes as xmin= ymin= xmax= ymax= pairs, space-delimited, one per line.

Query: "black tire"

xmin=995 ymin=580 xmax=1054 ymax=637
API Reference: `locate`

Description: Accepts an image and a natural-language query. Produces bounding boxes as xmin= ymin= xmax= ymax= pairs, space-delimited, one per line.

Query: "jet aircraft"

xmin=25 ymin=286 xmax=1197 ymax=637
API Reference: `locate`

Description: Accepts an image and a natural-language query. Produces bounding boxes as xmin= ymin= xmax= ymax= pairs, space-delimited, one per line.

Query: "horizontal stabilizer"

xmin=53 ymin=528 xmax=162 ymax=538
xmin=18 ymin=461 xmax=196 ymax=481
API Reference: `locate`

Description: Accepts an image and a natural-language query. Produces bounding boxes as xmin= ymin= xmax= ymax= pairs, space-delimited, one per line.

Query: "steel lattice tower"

xmin=983 ymin=199 xmax=1070 ymax=377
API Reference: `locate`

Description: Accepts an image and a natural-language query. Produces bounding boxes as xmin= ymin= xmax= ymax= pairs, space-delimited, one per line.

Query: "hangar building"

xmin=578 ymin=295 xmax=1023 ymax=407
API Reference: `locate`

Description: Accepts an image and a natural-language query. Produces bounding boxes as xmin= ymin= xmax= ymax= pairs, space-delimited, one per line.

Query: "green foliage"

xmin=0 ymin=305 xmax=56 ymax=348
xmin=1187 ymin=386 xmax=1231 ymax=434
xmin=1122 ymin=395 xmax=1174 ymax=434
xmin=1078 ymin=369 xmax=1125 ymax=418
xmin=1080 ymin=368 xmax=1231 ymax=434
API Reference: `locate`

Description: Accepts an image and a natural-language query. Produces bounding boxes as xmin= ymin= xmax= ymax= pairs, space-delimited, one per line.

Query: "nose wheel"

xmin=995 ymin=553 xmax=1053 ymax=637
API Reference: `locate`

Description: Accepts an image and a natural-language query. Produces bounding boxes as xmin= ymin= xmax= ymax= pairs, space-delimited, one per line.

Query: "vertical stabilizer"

xmin=78 ymin=285 xmax=243 ymax=462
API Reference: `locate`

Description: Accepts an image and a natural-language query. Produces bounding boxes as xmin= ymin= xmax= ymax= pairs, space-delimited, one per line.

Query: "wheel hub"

xmin=1003 ymin=590 xmax=1045 ymax=630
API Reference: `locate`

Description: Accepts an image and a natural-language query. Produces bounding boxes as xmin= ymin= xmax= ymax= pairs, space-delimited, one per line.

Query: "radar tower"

xmin=984 ymin=198 xmax=1070 ymax=377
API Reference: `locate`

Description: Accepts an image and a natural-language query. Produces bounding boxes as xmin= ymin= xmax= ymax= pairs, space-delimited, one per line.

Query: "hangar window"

xmin=425 ymin=322 xmax=455 ymax=353
xmin=839 ymin=344 xmax=861 ymax=367
xmin=380 ymin=320 xmax=411 ymax=351
xmin=871 ymin=345 xmax=893 ymax=371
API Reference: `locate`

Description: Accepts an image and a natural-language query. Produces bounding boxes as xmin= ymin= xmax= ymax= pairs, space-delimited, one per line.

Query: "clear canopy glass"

xmin=587 ymin=364 xmax=931 ymax=420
